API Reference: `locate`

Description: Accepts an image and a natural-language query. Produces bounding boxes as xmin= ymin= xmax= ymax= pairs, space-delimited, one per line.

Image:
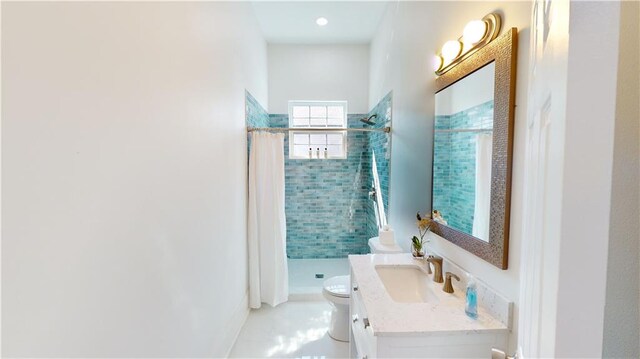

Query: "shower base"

xmin=288 ymin=258 xmax=350 ymax=301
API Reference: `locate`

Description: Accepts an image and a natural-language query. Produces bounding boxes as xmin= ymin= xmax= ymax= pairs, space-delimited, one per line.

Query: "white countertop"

xmin=349 ymin=253 xmax=509 ymax=337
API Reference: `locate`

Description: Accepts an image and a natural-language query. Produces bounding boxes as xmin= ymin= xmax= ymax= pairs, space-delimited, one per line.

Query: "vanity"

xmin=348 ymin=254 xmax=510 ymax=358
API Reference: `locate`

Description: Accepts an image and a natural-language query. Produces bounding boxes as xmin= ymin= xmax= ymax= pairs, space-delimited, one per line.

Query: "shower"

xmin=245 ymin=90 xmax=393 ymax=298
xmin=360 ymin=114 xmax=377 ymax=125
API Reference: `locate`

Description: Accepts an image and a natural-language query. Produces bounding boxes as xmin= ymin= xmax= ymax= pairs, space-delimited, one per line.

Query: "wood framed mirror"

xmin=431 ymin=28 xmax=517 ymax=269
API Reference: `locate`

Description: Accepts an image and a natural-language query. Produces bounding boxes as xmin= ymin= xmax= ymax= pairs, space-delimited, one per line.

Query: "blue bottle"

xmin=465 ymin=275 xmax=478 ymax=319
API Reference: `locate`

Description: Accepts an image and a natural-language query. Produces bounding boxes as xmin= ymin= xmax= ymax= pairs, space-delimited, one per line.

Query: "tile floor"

xmin=229 ymin=301 xmax=350 ymax=359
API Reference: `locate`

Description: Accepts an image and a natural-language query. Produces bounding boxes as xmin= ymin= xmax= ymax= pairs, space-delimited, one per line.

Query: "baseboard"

xmin=220 ymin=292 xmax=250 ymax=358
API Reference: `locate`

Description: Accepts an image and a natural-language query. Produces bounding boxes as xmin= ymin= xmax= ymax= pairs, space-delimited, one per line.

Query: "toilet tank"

xmin=368 ymin=237 xmax=403 ymax=254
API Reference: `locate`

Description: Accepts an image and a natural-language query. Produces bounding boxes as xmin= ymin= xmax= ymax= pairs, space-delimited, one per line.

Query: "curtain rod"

xmin=434 ymin=128 xmax=493 ymax=133
xmin=247 ymin=127 xmax=391 ymax=133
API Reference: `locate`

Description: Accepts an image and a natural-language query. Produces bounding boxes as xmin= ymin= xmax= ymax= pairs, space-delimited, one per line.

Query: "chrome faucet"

xmin=368 ymin=188 xmax=377 ymax=200
xmin=427 ymin=255 xmax=444 ymax=283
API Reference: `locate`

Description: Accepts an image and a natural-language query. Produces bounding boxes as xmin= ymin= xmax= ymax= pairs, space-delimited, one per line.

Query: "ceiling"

xmin=251 ymin=2 xmax=390 ymax=44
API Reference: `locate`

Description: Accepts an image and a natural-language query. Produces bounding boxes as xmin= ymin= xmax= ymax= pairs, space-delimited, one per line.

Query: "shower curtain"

xmin=248 ymin=132 xmax=288 ymax=309
xmin=472 ymin=133 xmax=493 ymax=241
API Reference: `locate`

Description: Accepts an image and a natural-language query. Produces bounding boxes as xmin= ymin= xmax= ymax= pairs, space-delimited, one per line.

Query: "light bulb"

xmin=441 ymin=40 xmax=462 ymax=63
xmin=316 ymin=17 xmax=328 ymax=26
xmin=463 ymin=20 xmax=487 ymax=45
xmin=433 ymin=55 xmax=443 ymax=72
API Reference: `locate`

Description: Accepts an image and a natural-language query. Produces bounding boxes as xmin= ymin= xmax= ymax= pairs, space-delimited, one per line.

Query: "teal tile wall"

xmin=365 ymin=93 xmax=392 ymax=240
xmin=246 ymin=90 xmax=393 ymax=259
xmin=245 ymin=91 xmax=269 ymax=153
xmin=245 ymin=91 xmax=269 ymax=128
xmin=270 ymin=114 xmax=372 ymax=258
xmin=433 ymin=100 xmax=493 ymax=234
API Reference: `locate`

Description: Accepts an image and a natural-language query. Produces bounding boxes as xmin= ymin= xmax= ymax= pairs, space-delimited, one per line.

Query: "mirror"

xmin=431 ymin=28 xmax=517 ymax=269
xmin=434 ymin=62 xmax=495 ymax=242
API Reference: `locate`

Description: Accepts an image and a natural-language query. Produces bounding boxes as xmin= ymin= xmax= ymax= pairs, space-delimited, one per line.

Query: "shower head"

xmin=360 ymin=114 xmax=378 ymax=126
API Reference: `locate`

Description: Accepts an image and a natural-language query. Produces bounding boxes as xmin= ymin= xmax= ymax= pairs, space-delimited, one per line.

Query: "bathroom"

xmin=2 ymin=1 xmax=639 ymax=359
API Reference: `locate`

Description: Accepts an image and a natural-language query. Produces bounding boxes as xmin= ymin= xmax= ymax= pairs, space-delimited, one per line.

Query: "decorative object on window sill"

xmin=433 ymin=13 xmax=501 ymax=76
xmin=411 ymin=211 xmax=433 ymax=258
xmin=305 ymin=146 xmax=336 ymax=159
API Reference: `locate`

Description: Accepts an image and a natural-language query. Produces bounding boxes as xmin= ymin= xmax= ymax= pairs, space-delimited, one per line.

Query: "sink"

xmin=375 ymin=265 xmax=439 ymax=303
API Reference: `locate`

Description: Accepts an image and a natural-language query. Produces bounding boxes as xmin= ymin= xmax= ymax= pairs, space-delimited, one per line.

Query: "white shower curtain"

xmin=248 ymin=132 xmax=288 ymax=309
xmin=472 ymin=133 xmax=493 ymax=241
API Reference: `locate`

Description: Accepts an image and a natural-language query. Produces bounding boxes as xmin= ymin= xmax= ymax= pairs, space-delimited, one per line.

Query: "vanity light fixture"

xmin=441 ymin=40 xmax=463 ymax=63
xmin=434 ymin=13 xmax=501 ymax=76
xmin=463 ymin=20 xmax=489 ymax=46
xmin=316 ymin=17 xmax=328 ymax=26
xmin=432 ymin=55 xmax=444 ymax=72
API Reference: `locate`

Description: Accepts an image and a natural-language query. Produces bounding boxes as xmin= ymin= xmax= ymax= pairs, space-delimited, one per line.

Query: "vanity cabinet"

xmin=348 ymin=255 xmax=509 ymax=359
xmin=350 ymin=281 xmax=377 ymax=358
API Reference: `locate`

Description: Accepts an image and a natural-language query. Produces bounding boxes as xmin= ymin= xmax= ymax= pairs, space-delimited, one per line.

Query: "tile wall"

xmin=270 ymin=114 xmax=371 ymax=258
xmin=364 ymin=92 xmax=392 ymax=241
xmin=246 ymin=91 xmax=392 ymax=258
xmin=245 ymin=90 xmax=269 ymax=128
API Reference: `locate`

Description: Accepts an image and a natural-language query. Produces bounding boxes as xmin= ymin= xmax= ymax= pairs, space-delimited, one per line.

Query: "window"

xmin=288 ymin=101 xmax=348 ymax=159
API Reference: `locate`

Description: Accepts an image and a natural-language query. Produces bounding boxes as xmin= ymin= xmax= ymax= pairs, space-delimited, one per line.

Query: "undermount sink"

xmin=375 ymin=265 xmax=439 ymax=303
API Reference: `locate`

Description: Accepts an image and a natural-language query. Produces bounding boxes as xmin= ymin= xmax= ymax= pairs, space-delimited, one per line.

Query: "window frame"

xmin=288 ymin=101 xmax=348 ymax=160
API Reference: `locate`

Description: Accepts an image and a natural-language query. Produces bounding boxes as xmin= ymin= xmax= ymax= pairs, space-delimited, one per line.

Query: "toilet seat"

xmin=323 ymin=275 xmax=350 ymax=298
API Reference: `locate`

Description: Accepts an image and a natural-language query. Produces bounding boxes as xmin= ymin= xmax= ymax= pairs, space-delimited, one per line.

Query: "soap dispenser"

xmin=465 ymin=275 xmax=478 ymax=319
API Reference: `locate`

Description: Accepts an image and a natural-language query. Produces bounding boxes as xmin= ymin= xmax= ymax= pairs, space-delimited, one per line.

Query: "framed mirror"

xmin=431 ymin=28 xmax=517 ymax=269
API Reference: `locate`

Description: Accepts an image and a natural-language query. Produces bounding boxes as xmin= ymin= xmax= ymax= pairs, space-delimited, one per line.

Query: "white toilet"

xmin=322 ymin=275 xmax=351 ymax=341
xmin=367 ymin=236 xmax=403 ymax=254
xmin=322 ymin=237 xmax=403 ymax=342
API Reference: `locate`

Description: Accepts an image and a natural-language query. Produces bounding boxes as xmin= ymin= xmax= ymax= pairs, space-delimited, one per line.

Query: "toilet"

xmin=367 ymin=236 xmax=403 ymax=254
xmin=322 ymin=236 xmax=403 ymax=342
xmin=322 ymin=275 xmax=351 ymax=341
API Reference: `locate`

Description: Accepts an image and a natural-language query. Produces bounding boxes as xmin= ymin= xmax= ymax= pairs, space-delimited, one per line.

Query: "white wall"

xmin=603 ymin=1 xmax=640 ymax=357
xmin=435 ymin=62 xmax=495 ymax=116
xmin=1 ymin=2 xmax=267 ymax=357
xmin=269 ymin=44 xmax=369 ymax=114
xmin=369 ymin=2 xmax=531 ymax=352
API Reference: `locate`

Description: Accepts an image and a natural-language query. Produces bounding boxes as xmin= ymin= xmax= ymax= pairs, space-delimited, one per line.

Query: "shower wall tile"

xmin=245 ymin=91 xmax=269 ymax=128
xmin=247 ymin=92 xmax=393 ymax=259
xmin=270 ymin=114 xmax=372 ymax=259
xmin=365 ymin=92 xmax=392 ymax=241
xmin=245 ymin=91 xmax=269 ymax=155
xmin=432 ymin=100 xmax=493 ymax=234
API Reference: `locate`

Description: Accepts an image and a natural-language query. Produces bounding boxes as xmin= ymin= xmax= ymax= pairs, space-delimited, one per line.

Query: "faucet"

xmin=368 ymin=188 xmax=377 ymax=200
xmin=427 ymin=255 xmax=444 ymax=283
xmin=423 ymin=258 xmax=432 ymax=274
xmin=443 ymin=272 xmax=460 ymax=293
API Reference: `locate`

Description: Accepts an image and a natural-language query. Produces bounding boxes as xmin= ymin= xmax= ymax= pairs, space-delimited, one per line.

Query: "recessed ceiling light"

xmin=316 ymin=17 xmax=328 ymax=26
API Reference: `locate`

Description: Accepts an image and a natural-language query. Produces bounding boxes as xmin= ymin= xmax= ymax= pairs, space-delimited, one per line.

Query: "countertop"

xmin=348 ymin=253 xmax=509 ymax=337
